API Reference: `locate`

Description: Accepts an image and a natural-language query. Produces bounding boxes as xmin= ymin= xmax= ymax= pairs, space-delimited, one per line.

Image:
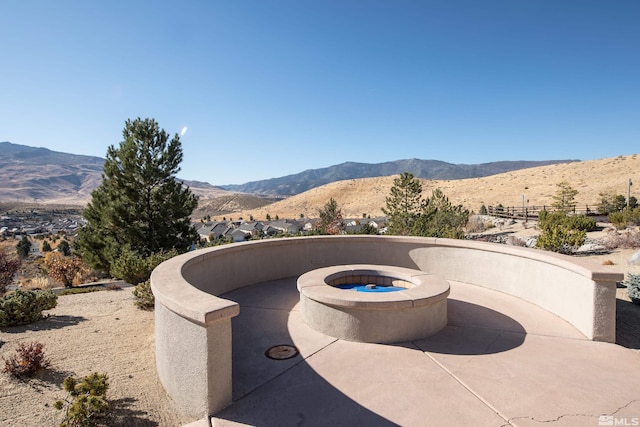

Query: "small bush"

xmin=0 ymin=289 xmax=57 ymax=327
xmin=105 ymin=283 xmax=121 ymax=291
xmin=535 ymin=210 xmax=587 ymax=254
xmin=466 ymin=215 xmax=492 ymax=233
xmin=625 ymin=274 xmax=640 ymax=305
xmin=603 ymin=229 xmax=640 ymax=250
xmin=20 ymin=276 xmax=52 ymax=291
xmin=110 ymin=248 xmax=178 ymax=286
xmin=609 ymin=207 xmax=640 ymax=229
xmin=132 ymin=280 xmax=154 ymax=310
xmin=602 ymin=260 xmax=615 ymax=265
xmin=54 ymin=372 xmax=109 ymax=427
xmin=2 ymin=341 xmax=51 ymax=378
xmin=58 ymin=287 xmax=102 ymax=296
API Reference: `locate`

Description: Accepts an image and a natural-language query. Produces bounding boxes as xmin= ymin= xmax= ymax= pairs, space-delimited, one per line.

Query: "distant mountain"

xmin=221 ymin=158 xmax=578 ymax=196
xmin=0 ymin=141 xmax=230 ymax=205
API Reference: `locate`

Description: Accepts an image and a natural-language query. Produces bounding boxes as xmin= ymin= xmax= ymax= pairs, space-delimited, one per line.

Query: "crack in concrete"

xmin=506 ymin=399 xmax=640 ymax=425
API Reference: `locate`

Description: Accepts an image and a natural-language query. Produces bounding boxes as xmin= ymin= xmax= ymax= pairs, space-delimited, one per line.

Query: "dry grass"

xmin=228 ymin=154 xmax=640 ymax=220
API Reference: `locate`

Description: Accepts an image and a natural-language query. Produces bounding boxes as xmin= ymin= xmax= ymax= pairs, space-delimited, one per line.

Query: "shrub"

xmin=535 ymin=210 xmax=586 ymax=254
xmin=0 ymin=289 xmax=58 ymax=326
xmin=2 ymin=341 xmax=51 ymax=378
xmin=466 ymin=215 xmax=492 ymax=233
xmin=110 ymin=248 xmax=178 ymax=286
xmin=0 ymin=251 xmax=21 ymax=295
xmin=602 ymin=229 xmax=640 ymax=250
xmin=54 ymin=372 xmax=109 ymax=427
xmin=58 ymin=287 xmax=102 ymax=296
xmin=626 ymin=274 xmax=640 ymax=305
xmin=44 ymin=253 xmax=89 ymax=288
xmin=105 ymin=283 xmax=121 ymax=291
xmin=132 ymin=280 xmax=154 ymax=310
xmin=609 ymin=207 xmax=640 ymax=229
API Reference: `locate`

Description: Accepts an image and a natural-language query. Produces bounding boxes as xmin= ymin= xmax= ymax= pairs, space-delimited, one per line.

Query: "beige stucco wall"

xmin=151 ymin=235 xmax=622 ymax=418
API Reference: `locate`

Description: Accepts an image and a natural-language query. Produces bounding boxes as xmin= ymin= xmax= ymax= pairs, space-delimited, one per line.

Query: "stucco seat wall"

xmin=151 ymin=235 xmax=622 ymax=419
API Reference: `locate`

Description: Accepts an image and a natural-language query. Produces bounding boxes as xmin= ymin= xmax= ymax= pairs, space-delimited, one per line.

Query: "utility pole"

xmin=629 ymin=179 xmax=633 ymax=208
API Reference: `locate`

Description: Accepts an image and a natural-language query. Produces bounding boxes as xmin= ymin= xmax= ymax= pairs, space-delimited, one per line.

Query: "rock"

xmin=628 ymin=250 xmax=640 ymax=265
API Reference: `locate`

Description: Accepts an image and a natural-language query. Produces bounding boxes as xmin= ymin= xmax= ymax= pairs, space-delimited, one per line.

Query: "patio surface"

xmin=207 ymin=278 xmax=640 ymax=427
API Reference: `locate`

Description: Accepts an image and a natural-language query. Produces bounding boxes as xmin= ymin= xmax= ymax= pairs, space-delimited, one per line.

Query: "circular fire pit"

xmin=297 ymin=264 xmax=450 ymax=343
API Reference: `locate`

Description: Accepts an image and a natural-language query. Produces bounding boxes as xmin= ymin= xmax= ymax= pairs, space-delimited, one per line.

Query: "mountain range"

xmin=0 ymin=141 xmax=576 ymax=206
xmin=220 ymin=158 xmax=577 ymax=196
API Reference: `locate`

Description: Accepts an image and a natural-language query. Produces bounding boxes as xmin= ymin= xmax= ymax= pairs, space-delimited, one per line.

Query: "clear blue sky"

xmin=1 ymin=1 xmax=639 ymax=185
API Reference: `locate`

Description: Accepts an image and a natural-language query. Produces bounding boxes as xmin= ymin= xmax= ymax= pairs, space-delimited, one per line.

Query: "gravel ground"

xmin=0 ymin=288 xmax=196 ymax=427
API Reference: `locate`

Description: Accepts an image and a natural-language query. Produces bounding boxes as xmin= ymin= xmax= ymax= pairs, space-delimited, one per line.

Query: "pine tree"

xmin=551 ymin=181 xmax=578 ymax=213
xmin=382 ymin=172 xmax=424 ymax=235
xmin=16 ymin=235 xmax=30 ymax=259
xmin=77 ymin=118 xmax=198 ymax=273
xmin=317 ymin=198 xmax=344 ymax=234
xmin=413 ymin=189 xmax=469 ymax=239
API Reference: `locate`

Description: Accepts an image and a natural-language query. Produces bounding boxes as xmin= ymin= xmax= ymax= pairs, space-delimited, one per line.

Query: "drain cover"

xmin=265 ymin=344 xmax=299 ymax=360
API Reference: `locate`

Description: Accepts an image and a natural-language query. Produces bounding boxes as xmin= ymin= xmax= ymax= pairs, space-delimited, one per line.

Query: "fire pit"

xmin=297 ymin=264 xmax=450 ymax=343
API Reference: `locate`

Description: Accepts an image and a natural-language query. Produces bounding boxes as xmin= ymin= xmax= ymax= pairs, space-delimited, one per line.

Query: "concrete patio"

xmin=208 ymin=277 xmax=640 ymax=427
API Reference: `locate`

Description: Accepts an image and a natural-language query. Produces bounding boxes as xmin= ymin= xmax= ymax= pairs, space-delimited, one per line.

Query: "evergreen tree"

xmin=77 ymin=118 xmax=199 ymax=273
xmin=317 ymin=198 xmax=344 ymax=234
xmin=382 ymin=172 xmax=424 ymax=235
xmin=16 ymin=235 xmax=30 ymax=259
xmin=551 ymin=181 xmax=578 ymax=213
xmin=413 ymin=189 xmax=469 ymax=239
xmin=58 ymin=239 xmax=71 ymax=256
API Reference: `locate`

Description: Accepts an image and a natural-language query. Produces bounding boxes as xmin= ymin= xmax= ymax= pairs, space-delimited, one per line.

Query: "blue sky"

xmin=1 ymin=1 xmax=639 ymax=185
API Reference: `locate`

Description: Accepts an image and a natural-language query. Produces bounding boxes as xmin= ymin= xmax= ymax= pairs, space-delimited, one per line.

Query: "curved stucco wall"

xmin=151 ymin=235 xmax=622 ymax=418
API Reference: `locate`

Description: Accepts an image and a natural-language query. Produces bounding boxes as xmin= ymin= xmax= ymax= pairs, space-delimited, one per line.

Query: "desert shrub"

xmin=54 ymin=372 xmax=109 ymax=427
xmin=44 ymin=253 xmax=89 ymax=288
xmin=110 ymin=248 xmax=178 ymax=286
xmin=466 ymin=215 xmax=492 ymax=233
xmin=625 ymin=274 xmax=640 ymax=305
xmin=602 ymin=259 xmax=615 ymax=265
xmin=0 ymin=289 xmax=58 ymax=326
xmin=535 ymin=210 xmax=586 ymax=254
xmin=58 ymin=287 xmax=102 ymax=296
xmin=20 ymin=276 xmax=52 ymax=291
xmin=0 ymin=251 xmax=21 ymax=295
xmin=602 ymin=229 xmax=640 ymax=250
xmin=2 ymin=341 xmax=51 ymax=378
xmin=478 ymin=204 xmax=488 ymax=215
xmin=132 ymin=280 xmax=154 ymax=310
xmin=564 ymin=215 xmax=597 ymax=232
xmin=608 ymin=207 xmax=640 ymax=229
xmin=506 ymin=236 xmax=527 ymax=247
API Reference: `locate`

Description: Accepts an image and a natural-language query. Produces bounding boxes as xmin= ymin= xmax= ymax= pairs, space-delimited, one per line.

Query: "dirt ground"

xmin=0 ymin=288 xmax=195 ymax=427
xmin=1 ymin=223 xmax=640 ymax=427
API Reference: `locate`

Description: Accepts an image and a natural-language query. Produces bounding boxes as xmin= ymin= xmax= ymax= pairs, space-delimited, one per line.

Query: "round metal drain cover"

xmin=265 ymin=344 xmax=299 ymax=360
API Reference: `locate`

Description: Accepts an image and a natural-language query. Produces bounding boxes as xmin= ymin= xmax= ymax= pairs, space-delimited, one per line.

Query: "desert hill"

xmin=221 ymin=158 xmax=576 ymax=196
xmin=228 ymin=154 xmax=640 ymax=220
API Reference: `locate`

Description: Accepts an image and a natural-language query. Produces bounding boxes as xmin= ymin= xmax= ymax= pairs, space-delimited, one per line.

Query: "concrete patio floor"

xmin=207 ymin=278 xmax=640 ymax=427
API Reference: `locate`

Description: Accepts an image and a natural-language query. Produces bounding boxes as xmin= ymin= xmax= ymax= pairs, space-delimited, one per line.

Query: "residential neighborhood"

xmin=195 ymin=216 xmax=387 ymax=243
xmin=1 ymin=206 xmax=388 ymax=249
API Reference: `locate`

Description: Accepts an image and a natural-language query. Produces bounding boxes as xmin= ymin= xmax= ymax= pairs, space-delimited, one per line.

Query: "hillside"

xmin=0 ymin=141 xmax=235 ymax=204
xmin=228 ymin=154 xmax=640 ymax=220
xmin=221 ymin=159 xmax=576 ymax=196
